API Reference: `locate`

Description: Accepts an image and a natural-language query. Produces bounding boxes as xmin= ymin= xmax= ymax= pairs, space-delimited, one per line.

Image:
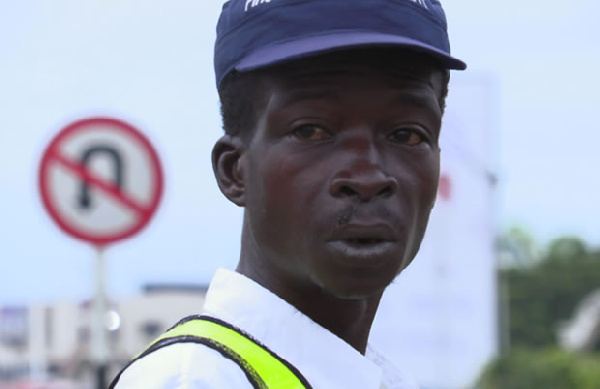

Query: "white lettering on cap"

xmin=409 ymin=0 xmax=428 ymax=9
xmin=244 ymin=0 xmax=426 ymax=13
xmin=245 ymin=0 xmax=271 ymax=12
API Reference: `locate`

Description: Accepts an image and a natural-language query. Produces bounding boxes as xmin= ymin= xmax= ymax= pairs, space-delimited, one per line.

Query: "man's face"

xmin=236 ymin=50 xmax=443 ymax=299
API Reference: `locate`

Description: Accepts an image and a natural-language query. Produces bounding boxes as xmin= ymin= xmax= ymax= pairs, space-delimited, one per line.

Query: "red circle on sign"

xmin=38 ymin=117 xmax=164 ymax=247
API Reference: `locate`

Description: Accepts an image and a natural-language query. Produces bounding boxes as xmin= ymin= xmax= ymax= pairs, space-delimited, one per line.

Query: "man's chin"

xmin=315 ymin=276 xmax=390 ymax=301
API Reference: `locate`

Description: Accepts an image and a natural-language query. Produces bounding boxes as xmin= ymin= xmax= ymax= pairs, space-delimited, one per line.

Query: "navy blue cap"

xmin=214 ymin=0 xmax=466 ymax=87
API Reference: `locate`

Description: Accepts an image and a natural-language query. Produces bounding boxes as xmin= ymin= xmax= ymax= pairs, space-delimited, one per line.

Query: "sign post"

xmin=38 ymin=117 xmax=164 ymax=388
xmin=91 ymin=247 xmax=109 ymax=389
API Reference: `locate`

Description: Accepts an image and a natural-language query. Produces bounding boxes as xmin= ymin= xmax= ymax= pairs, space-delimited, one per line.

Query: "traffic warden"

xmin=111 ymin=0 xmax=466 ymax=387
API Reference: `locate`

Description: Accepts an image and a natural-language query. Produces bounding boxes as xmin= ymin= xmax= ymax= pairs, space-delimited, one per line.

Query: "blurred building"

xmin=0 ymin=284 xmax=207 ymax=387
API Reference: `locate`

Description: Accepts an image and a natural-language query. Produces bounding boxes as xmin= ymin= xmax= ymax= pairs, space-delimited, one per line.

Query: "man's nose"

xmin=329 ymin=158 xmax=398 ymax=202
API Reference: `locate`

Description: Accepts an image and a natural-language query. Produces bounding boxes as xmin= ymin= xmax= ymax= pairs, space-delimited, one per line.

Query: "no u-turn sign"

xmin=39 ymin=117 xmax=164 ymax=247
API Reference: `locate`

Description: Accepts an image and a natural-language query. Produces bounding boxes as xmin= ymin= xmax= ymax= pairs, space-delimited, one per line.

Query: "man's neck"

xmin=289 ymin=289 xmax=382 ymax=354
xmin=237 ymin=258 xmax=383 ymax=354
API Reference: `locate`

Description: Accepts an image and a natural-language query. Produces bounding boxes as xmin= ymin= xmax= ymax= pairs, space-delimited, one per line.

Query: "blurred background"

xmin=1 ymin=1 xmax=599 ymax=388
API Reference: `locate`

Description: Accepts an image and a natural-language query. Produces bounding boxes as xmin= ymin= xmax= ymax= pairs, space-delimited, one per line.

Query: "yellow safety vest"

xmin=109 ymin=315 xmax=311 ymax=389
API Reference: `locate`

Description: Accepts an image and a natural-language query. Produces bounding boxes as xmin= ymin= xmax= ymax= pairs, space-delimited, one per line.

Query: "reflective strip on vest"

xmin=112 ymin=315 xmax=311 ymax=389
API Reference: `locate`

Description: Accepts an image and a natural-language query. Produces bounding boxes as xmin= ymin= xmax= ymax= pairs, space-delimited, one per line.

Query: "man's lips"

xmin=325 ymin=224 xmax=399 ymax=265
xmin=328 ymin=224 xmax=396 ymax=243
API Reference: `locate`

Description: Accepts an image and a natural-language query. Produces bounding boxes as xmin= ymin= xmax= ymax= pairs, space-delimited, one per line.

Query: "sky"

xmin=1 ymin=0 xmax=599 ymax=306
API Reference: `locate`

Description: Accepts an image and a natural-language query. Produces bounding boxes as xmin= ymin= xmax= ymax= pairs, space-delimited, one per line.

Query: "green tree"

xmin=506 ymin=237 xmax=600 ymax=348
xmin=496 ymin=226 xmax=541 ymax=268
xmin=477 ymin=348 xmax=600 ymax=389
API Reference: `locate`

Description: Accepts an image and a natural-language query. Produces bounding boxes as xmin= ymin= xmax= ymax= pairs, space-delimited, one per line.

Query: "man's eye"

xmin=389 ymin=129 xmax=426 ymax=146
xmin=293 ymin=125 xmax=331 ymax=141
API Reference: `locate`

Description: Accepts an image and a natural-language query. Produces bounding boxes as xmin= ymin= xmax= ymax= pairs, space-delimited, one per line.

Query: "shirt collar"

xmin=202 ymin=268 xmax=385 ymax=389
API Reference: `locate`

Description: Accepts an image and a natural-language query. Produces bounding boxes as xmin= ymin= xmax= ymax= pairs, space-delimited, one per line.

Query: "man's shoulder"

xmin=112 ymin=342 xmax=252 ymax=389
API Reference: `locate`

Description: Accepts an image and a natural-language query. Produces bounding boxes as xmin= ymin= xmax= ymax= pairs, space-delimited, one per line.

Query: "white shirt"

xmin=115 ymin=269 xmax=419 ymax=389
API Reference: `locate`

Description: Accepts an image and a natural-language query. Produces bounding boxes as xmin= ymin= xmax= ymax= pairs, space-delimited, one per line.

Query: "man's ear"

xmin=212 ymin=135 xmax=246 ymax=207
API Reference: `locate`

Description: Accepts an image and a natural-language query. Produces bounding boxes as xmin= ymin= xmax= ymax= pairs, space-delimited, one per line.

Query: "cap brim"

xmin=236 ymin=32 xmax=467 ymax=72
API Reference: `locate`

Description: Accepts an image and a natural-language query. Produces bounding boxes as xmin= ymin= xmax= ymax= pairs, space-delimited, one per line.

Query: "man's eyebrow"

xmin=390 ymin=92 xmax=439 ymax=113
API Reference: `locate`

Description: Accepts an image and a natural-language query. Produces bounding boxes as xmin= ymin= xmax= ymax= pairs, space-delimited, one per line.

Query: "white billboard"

xmin=372 ymin=73 xmax=498 ymax=389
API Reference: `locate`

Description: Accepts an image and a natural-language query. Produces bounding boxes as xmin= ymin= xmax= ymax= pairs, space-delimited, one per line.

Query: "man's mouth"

xmin=326 ymin=223 xmax=398 ymax=265
xmin=326 ymin=238 xmax=396 ymax=266
xmin=329 ymin=223 xmax=396 ymax=244
xmin=343 ymin=238 xmax=386 ymax=246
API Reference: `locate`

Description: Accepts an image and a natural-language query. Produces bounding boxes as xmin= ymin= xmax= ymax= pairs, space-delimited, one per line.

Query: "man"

xmin=111 ymin=0 xmax=465 ymax=387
